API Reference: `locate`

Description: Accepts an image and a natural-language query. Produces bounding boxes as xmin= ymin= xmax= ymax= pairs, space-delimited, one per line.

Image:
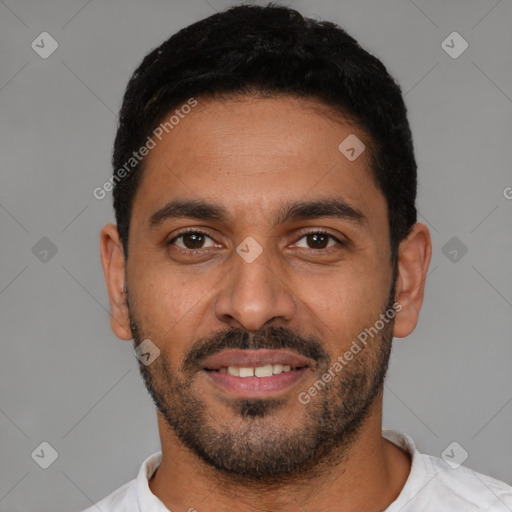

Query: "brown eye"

xmin=296 ymin=231 xmax=340 ymax=250
xmin=307 ymin=233 xmax=329 ymax=249
xmin=169 ymin=231 xmax=216 ymax=250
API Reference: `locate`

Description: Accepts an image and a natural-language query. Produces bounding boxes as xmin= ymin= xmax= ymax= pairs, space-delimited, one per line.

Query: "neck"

xmin=148 ymin=393 xmax=411 ymax=512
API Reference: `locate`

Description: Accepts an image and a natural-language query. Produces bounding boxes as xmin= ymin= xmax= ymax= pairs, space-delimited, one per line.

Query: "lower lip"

xmin=204 ymin=367 xmax=309 ymax=398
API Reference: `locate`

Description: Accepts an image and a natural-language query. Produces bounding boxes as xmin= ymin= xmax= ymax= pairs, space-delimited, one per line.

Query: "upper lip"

xmin=202 ymin=349 xmax=313 ymax=370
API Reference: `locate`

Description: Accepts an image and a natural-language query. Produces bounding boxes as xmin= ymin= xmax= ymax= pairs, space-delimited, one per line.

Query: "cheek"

xmin=128 ymin=265 xmax=217 ymax=358
xmin=297 ymin=259 xmax=390 ymax=340
xmin=128 ymin=266 xmax=193 ymax=328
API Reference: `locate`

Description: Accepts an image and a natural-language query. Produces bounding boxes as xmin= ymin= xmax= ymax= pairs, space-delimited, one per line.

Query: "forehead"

xmin=131 ymin=95 xmax=386 ymax=230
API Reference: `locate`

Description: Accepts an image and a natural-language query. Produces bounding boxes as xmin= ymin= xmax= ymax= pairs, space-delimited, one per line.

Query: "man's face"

xmin=124 ymin=95 xmax=395 ymax=482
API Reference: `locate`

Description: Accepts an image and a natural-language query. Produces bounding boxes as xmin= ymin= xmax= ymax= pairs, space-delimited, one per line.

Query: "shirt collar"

xmin=382 ymin=429 xmax=427 ymax=511
xmin=135 ymin=430 xmax=422 ymax=511
xmin=136 ymin=451 xmax=169 ymax=511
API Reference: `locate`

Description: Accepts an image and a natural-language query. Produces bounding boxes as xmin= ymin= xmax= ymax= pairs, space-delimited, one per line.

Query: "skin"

xmin=100 ymin=95 xmax=431 ymax=512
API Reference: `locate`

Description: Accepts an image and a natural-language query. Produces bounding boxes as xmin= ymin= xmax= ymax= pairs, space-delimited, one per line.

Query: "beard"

xmin=128 ymin=288 xmax=396 ymax=486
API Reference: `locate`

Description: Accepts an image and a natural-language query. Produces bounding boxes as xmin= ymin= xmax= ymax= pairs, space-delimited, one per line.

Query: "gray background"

xmin=1 ymin=0 xmax=511 ymax=510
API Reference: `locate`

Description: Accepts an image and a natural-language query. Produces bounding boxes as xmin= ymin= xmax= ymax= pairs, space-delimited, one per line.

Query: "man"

xmin=86 ymin=3 xmax=512 ymax=511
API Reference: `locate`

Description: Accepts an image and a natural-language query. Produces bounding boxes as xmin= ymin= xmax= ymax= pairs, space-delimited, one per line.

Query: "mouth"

xmin=201 ymin=349 xmax=312 ymax=398
xmin=207 ymin=363 xmax=305 ymax=377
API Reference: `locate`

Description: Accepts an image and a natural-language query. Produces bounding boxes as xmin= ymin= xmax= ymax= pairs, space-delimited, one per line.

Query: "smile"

xmin=209 ymin=363 xmax=300 ymax=377
xmin=202 ymin=349 xmax=312 ymax=397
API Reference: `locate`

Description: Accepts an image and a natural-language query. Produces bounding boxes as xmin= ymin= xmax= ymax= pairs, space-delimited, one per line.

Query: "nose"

xmin=214 ymin=245 xmax=297 ymax=332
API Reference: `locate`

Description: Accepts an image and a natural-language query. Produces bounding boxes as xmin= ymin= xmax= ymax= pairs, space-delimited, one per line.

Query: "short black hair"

xmin=112 ymin=3 xmax=417 ymax=264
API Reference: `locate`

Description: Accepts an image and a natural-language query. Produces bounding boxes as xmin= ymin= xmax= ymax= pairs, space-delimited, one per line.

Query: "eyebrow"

xmin=148 ymin=197 xmax=367 ymax=228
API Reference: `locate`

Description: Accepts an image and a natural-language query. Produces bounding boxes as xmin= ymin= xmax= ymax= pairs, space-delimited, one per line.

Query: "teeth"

xmin=224 ymin=364 xmax=296 ymax=377
xmin=254 ymin=364 xmax=273 ymax=377
xmin=272 ymin=364 xmax=283 ymax=374
xmin=239 ymin=367 xmax=254 ymax=377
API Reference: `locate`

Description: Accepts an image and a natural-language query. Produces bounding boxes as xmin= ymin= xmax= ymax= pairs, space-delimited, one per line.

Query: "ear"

xmin=99 ymin=224 xmax=132 ymax=340
xmin=393 ymin=222 xmax=432 ymax=338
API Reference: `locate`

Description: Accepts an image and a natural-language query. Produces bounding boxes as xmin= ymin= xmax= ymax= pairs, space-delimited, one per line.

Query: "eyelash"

xmin=167 ymin=228 xmax=346 ymax=253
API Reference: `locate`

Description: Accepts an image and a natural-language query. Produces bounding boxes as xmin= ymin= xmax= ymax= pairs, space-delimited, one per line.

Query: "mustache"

xmin=182 ymin=326 xmax=330 ymax=374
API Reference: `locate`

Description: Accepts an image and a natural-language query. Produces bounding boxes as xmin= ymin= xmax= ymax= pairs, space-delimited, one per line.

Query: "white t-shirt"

xmin=80 ymin=430 xmax=512 ymax=511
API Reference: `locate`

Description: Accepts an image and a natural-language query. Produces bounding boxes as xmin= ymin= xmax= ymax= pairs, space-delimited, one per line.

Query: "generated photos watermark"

xmin=93 ymin=97 xmax=198 ymax=200
xmin=298 ymin=301 xmax=403 ymax=405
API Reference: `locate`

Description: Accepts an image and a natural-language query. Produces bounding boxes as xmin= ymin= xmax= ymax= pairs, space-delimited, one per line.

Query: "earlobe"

xmin=393 ymin=223 xmax=432 ymax=338
xmin=99 ymin=224 xmax=133 ymax=340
